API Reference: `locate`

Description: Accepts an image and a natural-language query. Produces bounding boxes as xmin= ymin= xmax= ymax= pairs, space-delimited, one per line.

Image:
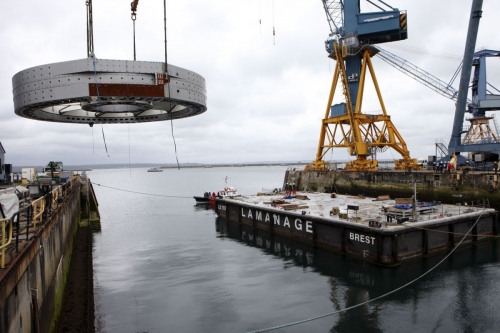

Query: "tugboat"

xmin=217 ymin=186 xmax=238 ymax=198
xmin=216 ymin=176 xmax=239 ymax=199
xmin=194 ymin=177 xmax=238 ymax=205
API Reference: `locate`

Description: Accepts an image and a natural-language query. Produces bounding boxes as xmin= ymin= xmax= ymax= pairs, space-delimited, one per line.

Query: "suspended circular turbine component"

xmin=12 ymin=58 xmax=207 ymax=124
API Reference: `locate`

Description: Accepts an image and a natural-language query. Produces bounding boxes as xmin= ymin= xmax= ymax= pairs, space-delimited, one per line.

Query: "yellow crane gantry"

xmin=306 ymin=41 xmax=421 ymax=172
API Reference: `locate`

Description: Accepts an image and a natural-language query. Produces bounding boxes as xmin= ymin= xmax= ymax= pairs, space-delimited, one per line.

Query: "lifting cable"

xmin=163 ymin=0 xmax=180 ymax=170
xmin=86 ymin=1 xmax=109 ymax=157
xmin=164 ymin=0 xmax=168 ymax=72
xmin=259 ymin=0 xmax=261 ymax=33
xmin=86 ymin=0 xmax=94 ymax=57
xmin=247 ymin=208 xmax=486 ymax=333
xmin=131 ymin=0 xmax=139 ymax=61
xmin=272 ymin=0 xmax=275 ymax=45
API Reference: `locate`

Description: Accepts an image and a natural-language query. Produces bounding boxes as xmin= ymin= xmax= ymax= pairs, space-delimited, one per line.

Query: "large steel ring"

xmin=12 ymin=58 xmax=207 ymax=124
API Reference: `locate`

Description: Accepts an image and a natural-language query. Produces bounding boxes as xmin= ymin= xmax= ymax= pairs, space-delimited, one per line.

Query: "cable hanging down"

xmin=169 ymin=116 xmax=180 ymax=170
xmin=91 ymin=56 xmax=110 ymax=157
xmin=86 ymin=0 xmax=111 ymax=159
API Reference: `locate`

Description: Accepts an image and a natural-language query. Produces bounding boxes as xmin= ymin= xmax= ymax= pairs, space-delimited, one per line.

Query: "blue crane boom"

xmin=374 ymin=46 xmax=467 ymax=104
xmin=374 ymin=47 xmax=500 ymax=116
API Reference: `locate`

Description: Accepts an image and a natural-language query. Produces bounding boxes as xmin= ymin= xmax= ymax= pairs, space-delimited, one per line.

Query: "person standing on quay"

xmin=494 ymin=160 xmax=498 ymax=174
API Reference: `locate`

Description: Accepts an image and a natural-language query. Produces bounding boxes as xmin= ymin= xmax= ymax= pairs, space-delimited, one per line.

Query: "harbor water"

xmin=90 ymin=166 xmax=500 ymax=333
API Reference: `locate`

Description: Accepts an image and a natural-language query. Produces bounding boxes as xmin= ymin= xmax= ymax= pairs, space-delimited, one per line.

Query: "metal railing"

xmin=1 ymin=219 xmax=13 ymax=268
xmin=32 ymin=196 xmax=44 ymax=227
xmin=0 ymin=177 xmax=79 ymax=268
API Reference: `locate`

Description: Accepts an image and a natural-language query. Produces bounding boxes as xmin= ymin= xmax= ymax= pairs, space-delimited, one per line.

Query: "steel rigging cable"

xmin=163 ymin=0 xmax=180 ymax=170
xmin=91 ymin=182 xmax=192 ymax=199
xmin=259 ymin=0 xmax=262 ymax=33
xmin=91 ymin=56 xmax=110 ymax=157
xmin=86 ymin=1 xmax=110 ymax=157
xmin=246 ymin=208 xmax=486 ymax=333
xmin=131 ymin=0 xmax=139 ymax=61
xmin=272 ymin=0 xmax=275 ymax=45
xmin=86 ymin=0 xmax=94 ymax=57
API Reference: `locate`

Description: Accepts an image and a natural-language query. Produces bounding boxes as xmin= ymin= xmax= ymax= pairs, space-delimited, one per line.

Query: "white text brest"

xmin=349 ymin=232 xmax=375 ymax=245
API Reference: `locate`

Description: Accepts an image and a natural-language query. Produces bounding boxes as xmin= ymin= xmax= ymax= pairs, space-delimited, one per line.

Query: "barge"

xmin=215 ymin=192 xmax=498 ymax=266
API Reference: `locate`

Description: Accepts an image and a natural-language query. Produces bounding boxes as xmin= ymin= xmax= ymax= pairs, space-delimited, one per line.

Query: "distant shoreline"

xmin=12 ymin=160 xmax=397 ymax=172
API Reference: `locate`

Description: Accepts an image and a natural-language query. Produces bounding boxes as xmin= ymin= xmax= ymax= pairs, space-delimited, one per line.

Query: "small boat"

xmin=147 ymin=167 xmax=163 ymax=172
xmin=216 ymin=176 xmax=239 ymax=199
xmin=194 ymin=192 xmax=216 ymax=204
xmin=195 ymin=177 xmax=238 ymax=205
xmin=217 ymin=186 xmax=238 ymax=198
xmin=193 ymin=196 xmax=210 ymax=204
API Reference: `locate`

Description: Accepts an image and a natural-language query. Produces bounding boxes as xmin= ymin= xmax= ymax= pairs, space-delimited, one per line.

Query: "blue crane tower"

xmin=367 ymin=2 xmax=499 ymax=164
xmin=307 ymin=0 xmax=419 ymax=171
xmin=323 ymin=0 xmax=407 ymax=111
xmin=456 ymin=49 xmax=500 ymax=161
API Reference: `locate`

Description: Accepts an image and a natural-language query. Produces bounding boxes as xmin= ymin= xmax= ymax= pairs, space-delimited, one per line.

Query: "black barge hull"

xmin=215 ymin=199 xmax=498 ymax=266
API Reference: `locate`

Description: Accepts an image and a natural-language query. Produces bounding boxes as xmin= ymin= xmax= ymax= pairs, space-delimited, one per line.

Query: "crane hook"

xmin=131 ymin=0 xmax=139 ymax=20
xmin=131 ymin=0 xmax=139 ymax=12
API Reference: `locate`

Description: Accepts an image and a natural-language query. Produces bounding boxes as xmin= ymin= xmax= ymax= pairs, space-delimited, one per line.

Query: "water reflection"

xmin=192 ymin=203 xmax=214 ymax=212
xmin=215 ymin=217 xmax=500 ymax=332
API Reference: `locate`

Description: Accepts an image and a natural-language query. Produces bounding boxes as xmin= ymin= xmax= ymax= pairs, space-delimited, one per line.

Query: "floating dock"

xmin=215 ymin=192 xmax=498 ymax=266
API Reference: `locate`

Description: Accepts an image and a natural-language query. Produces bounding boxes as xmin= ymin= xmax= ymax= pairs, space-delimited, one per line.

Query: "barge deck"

xmin=215 ymin=192 xmax=498 ymax=266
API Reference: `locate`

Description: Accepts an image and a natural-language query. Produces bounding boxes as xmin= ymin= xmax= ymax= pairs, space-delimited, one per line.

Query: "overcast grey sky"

xmin=1 ymin=0 xmax=500 ymax=166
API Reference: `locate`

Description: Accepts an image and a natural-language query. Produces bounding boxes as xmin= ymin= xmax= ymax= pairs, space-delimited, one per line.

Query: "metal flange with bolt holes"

xmin=12 ymin=58 xmax=207 ymax=125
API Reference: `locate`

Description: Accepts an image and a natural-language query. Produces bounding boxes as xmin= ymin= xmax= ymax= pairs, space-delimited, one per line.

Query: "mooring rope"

xmin=404 ymin=223 xmax=500 ymax=238
xmin=91 ymin=182 xmax=192 ymax=199
xmin=247 ymin=208 xmax=486 ymax=333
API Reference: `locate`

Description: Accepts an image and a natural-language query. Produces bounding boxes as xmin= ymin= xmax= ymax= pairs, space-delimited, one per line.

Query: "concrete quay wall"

xmin=0 ymin=183 xmax=81 ymax=333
